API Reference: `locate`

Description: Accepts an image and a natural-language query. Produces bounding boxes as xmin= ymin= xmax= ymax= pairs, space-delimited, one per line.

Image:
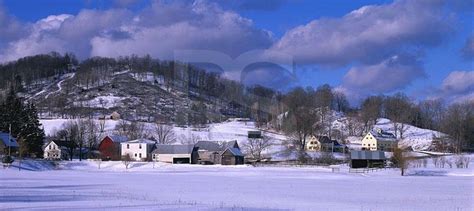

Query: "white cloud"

xmin=0 ymin=1 xmax=272 ymax=63
xmin=340 ymin=54 xmax=425 ymax=94
xmin=269 ymin=0 xmax=452 ymax=65
xmin=426 ymin=71 xmax=474 ymax=104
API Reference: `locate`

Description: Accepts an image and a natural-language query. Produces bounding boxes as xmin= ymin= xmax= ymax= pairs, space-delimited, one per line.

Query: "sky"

xmin=0 ymin=0 xmax=472 ymax=104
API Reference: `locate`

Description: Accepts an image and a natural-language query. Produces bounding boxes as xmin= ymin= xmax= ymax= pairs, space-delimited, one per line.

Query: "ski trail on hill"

xmin=45 ymin=73 xmax=75 ymax=99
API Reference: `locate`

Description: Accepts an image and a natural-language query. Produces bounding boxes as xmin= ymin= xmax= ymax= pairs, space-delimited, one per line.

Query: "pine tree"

xmin=19 ymin=103 xmax=45 ymax=157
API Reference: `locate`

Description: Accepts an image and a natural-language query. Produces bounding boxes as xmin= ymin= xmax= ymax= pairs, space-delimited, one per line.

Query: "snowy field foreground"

xmin=1 ymin=160 xmax=473 ymax=210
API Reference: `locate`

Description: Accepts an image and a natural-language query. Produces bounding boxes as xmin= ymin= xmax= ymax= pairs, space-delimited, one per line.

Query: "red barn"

xmin=98 ymin=135 xmax=129 ymax=160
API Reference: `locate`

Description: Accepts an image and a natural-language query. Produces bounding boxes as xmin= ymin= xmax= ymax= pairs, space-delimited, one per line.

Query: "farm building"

xmin=221 ymin=147 xmax=244 ymax=165
xmin=350 ymin=150 xmax=386 ymax=168
xmin=0 ymin=132 xmax=18 ymax=155
xmin=110 ymin=111 xmax=121 ymax=120
xmin=195 ymin=141 xmax=222 ymax=164
xmin=121 ymin=139 xmax=156 ymax=161
xmin=152 ymin=144 xmax=198 ymax=164
xmin=361 ymin=128 xmax=398 ymax=151
xmin=194 ymin=141 xmax=244 ymax=165
xmin=43 ymin=140 xmax=73 ymax=160
xmin=248 ymin=131 xmax=262 ymax=139
xmin=98 ymin=135 xmax=129 ymax=161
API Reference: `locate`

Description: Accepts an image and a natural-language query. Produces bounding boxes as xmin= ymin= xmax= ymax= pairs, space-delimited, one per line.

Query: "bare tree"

xmin=244 ymin=135 xmax=274 ymax=161
xmin=385 ymin=93 xmax=414 ymax=139
xmin=282 ymin=87 xmax=319 ymax=163
xmin=179 ymin=133 xmax=201 ymax=145
xmin=154 ymin=123 xmax=176 ymax=144
xmin=122 ymin=154 xmax=132 ymax=169
xmin=115 ymin=120 xmax=147 ymax=140
xmin=391 ymin=147 xmax=409 ymax=176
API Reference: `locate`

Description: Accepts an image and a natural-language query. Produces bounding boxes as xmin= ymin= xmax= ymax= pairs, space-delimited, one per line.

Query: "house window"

xmin=127 ymin=144 xmax=130 ymax=149
xmin=47 ymin=152 xmax=50 ymax=156
xmin=139 ymin=153 xmax=142 ymax=158
xmin=139 ymin=144 xmax=142 ymax=149
xmin=135 ymin=153 xmax=137 ymax=157
xmin=153 ymin=154 xmax=156 ymax=159
xmin=49 ymin=145 xmax=52 ymax=150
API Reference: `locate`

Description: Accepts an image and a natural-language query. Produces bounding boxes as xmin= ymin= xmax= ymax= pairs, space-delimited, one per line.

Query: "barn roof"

xmin=195 ymin=140 xmax=240 ymax=151
xmin=221 ymin=140 xmax=239 ymax=149
xmin=350 ymin=150 xmax=386 ymax=160
xmin=107 ymin=135 xmax=129 ymax=143
xmin=195 ymin=141 xmax=221 ymax=151
xmin=0 ymin=132 xmax=18 ymax=147
xmin=153 ymin=144 xmax=195 ymax=154
xmin=222 ymin=147 xmax=244 ymax=157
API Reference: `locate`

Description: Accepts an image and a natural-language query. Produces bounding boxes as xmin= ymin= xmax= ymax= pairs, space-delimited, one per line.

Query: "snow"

xmin=74 ymin=95 xmax=127 ymax=109
xmin=1 ymin=156 xmax=473 ymax=210
xmin=40 ymin=119 xmax=120 ymax=136
xmin=374 ymin=118 xmax=445 ymax=150
xmin=345 ymin=118 xmax=445 ymax=151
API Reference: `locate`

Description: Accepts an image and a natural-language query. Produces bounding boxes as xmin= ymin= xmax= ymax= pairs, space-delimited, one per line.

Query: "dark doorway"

xmin=173 ymin=157 xmax=190 ymax=164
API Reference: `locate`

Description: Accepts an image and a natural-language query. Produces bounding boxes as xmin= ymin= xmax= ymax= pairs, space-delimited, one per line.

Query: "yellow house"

xmin=361 ymin=129 xmax=398 ymax=151
xmin=305 ymin=136 xmax=322 ymax=151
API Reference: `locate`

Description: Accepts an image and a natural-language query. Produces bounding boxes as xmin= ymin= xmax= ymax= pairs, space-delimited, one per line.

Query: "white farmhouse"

xmin=43 ymin=140 xmax=71 ymax=160
xmin=361 ymin=128 xmax=398 ymax=151
xmin=120 ymin=139 xmax=156 ymax=161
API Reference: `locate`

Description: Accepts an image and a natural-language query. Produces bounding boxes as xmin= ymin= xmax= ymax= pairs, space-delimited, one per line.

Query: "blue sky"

xmin=0 ymin=0 xmax=472 ymax=104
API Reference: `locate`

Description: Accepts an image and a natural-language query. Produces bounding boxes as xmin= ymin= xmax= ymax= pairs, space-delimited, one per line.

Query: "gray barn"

xmin=350 ymin=150 xmax=386 ymax=168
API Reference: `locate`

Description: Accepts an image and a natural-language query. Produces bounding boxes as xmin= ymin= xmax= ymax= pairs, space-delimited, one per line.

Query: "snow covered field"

xmin=1 ymin=159 xmax=473 ymax=210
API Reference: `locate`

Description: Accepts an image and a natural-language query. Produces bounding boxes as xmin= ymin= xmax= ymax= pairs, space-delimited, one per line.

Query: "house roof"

xmin=153 ymin=144 xmax=195 ymax=154
xmin=350 ymin=150 xmax=386 ymax=160
xmin=222 ymin=147 xmax=244 ymax=157
xmin=369 ymin=129 xmax=397 ymax=141
xmin=125 ymin=139 xmax=156 ymax=144
xmin=0 ymin=132 xmax=18 ymax=147
xmin=46 ymin=140 xmax=75 ymax=148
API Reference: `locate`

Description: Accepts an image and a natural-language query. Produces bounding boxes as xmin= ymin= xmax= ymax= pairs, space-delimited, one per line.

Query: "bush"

xmin=313 ymin=152 xmax=338 ymax=165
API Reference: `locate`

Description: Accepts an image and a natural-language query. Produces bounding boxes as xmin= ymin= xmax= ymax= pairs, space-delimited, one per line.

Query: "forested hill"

xmin=0 ymin=52 xmax=283 ymax=124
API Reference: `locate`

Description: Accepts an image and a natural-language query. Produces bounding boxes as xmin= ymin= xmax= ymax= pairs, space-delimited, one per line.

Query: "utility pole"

xmin=8 ymin=124 xmax=11 ymax=157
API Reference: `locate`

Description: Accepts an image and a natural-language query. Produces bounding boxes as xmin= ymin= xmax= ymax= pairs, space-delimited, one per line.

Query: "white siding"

xmin=121 ymin=143 xmax=149 ymax=161
xmin=44 ymin=142 xmax=62 ymax=160
xmin=154 ymin=154 xmax=191 ymax=163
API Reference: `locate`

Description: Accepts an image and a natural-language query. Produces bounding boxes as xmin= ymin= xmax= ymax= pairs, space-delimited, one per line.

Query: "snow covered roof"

xmin=125 ymin=139 xmax=156 ymax=144
xmin=153 ymin=144 xmax=195 ymax=154
xmin=369 ymin=129 xmax=397 ymax=141
xmin=0 ymin=132 xmax=18 ymax=148
xmin=350 ymin=150 xmax=386 ymax=160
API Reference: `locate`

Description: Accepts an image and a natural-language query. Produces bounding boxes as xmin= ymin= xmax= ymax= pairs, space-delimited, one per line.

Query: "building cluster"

xmin=3 ymin=126 xmax=400 ymax=169
xmin=43 ymin=135 xmax=245 ymax=165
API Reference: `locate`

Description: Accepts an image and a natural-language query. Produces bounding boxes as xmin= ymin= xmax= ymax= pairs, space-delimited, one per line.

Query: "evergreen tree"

xmin=0 ymin=87 xmax=45 ymax=157
xmin=19 ymin=103 xmax=45 ymax=157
